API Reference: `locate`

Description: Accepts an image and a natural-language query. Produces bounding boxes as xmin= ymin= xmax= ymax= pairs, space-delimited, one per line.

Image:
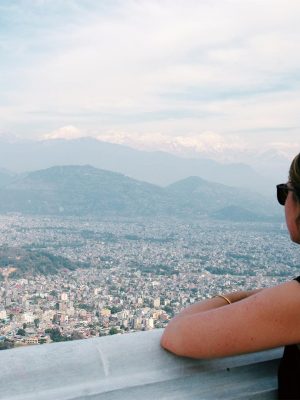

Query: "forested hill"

xmin=0 ymin=247 xmax=88 ymax=278
xmin=0 ymin=165 xmax=279 ymax=220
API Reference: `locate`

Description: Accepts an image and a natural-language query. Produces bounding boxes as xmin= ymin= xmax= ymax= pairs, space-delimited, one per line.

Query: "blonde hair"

xmin=289 ymin=154 xmax=300 ymax=231
xmin=289 ymin=153 xmax=300 ymax=202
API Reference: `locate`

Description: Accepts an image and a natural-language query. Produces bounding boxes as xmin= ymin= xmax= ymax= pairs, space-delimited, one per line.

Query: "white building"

xmin=0 ymin=308 xmax=7 ymax=319
xmin=23 ymin=312 xmax=35 ymax=324
xmin=153 ymin=298 xmax=160 ymax=308
xmin=61 ymin=293 xmax=68 ymax=301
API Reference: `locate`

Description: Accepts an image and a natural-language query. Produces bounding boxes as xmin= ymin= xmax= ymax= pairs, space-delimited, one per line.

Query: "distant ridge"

xmin=0 ymin=165 xmax=169 ymax=217
xmin=0 ymin=165 xmax=279 ymax=220
xmin=0 ymin=168 xmax=16 ymax=188
xmin=165 ymin=176 xmax=276 ymax=218
xmin=0 ymin=137 xmax=273 ymax=195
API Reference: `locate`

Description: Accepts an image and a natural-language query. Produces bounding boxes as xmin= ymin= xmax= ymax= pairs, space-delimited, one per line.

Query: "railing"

xmin=0 ymin=329 xmax=282 ymax=399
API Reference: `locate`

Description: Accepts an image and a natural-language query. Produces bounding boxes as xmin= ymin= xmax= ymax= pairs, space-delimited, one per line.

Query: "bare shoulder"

xmin=216 ymin=280 xmax=300 ymax=353
xmin=241 ymin=280 xmax=300 ymax=317
xmin=237 ymin=280 xmax=300 ymax=333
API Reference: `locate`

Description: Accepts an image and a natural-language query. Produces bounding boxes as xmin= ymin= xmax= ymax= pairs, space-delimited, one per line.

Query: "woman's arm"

xmin=160 ymin=281 xmax=300 ymax=359
xmin=174 ymin=289 xmax=262 ymax=317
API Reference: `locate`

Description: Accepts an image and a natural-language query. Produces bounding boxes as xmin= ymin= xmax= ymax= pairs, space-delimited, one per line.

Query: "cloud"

xmin=1 ymin=0 xmax=300 ymax=149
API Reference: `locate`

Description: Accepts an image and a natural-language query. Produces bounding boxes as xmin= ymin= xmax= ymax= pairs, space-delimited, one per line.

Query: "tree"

xmin=34 ymin=318 xmax=40 ymax=328
xmin=70 ymin=331 xmax=84 ymax=340
xmin=0 ymin=340 xmax=14 ymax=350
xmin=17 ymin=328 xmax=26 ymax=336
xmin=163 ymin=305 xmax=174 ymax=316
xmin=109 ymin=327 xmax=118 ymax=335
xmin=109 ymin=306 xmax=121 ymax=314
xmin=45 ymin=328 xmax=64 ymax=342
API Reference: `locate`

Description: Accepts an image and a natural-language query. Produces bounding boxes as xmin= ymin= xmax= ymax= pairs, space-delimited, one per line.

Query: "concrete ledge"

xmin=0 ymin=329 xmax=282 ymax=400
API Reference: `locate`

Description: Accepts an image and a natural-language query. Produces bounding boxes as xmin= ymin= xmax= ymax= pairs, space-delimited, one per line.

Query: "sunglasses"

xmin=276 ymin=183 xmax=295 ymax=206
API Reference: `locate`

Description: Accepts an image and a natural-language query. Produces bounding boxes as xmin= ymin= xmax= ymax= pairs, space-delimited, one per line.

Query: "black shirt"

xmin=277 ymin=276 xmax=300 ymax=399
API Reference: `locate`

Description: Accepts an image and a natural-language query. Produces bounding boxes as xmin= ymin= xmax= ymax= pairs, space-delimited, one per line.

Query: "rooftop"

xmin=0 ymin=329 xmax=282 ymax=399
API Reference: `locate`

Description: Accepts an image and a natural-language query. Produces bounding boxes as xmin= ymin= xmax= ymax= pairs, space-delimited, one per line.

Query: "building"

xmin=0 ymin=308 xmax=7 ymax=320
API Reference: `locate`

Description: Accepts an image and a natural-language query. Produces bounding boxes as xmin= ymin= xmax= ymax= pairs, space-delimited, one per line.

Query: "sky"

xmin=0 ymin=0 xmax=300 ymax=161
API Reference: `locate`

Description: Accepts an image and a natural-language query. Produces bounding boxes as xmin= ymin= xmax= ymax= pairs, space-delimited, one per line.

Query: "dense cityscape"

xmin=1 ymin=214 xmax=300 ymax=350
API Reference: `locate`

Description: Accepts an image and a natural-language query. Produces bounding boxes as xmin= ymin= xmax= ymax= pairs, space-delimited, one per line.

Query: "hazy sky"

xmin=1 ymin=0 xmax=300 ymax=159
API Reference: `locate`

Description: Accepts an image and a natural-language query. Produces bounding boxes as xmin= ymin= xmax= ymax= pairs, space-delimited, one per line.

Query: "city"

xmin=1 ymin=213 xmax=299 ymax=350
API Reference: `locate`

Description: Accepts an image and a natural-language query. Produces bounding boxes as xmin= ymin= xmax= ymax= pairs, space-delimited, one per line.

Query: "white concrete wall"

xmin=0 ymin=329 xmax=281 ymax=400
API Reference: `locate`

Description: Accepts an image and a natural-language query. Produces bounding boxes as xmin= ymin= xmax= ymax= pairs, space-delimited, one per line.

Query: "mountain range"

xmin=0 ymin=137 xmax=279 ymax=195
xmin=0 ymin=165 xmax=281 ymax=221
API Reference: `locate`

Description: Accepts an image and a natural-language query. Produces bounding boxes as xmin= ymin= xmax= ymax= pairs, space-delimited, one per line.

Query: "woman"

xmin=160 ymin=153 xmax=300 ymax=399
